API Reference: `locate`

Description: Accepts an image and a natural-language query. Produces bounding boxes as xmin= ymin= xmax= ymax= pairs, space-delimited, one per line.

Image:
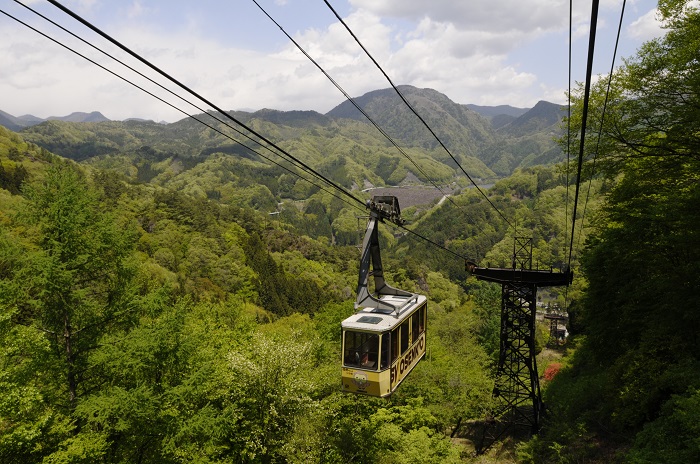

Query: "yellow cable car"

xmin=342 ymin=294 xmax=427 ymax=397
xmin=341 ymin=196 xmax=427 ymax=397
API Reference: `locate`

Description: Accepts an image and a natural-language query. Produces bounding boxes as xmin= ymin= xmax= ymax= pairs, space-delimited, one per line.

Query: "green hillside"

xmin=14 ymin=86 xmax=570 ymax=192
xmin=0 ymin=125 xmax=504 ymax=462
xmin=478 ymin=101 xmax=567 ymax=176
xmin=0 ymin=106 xmax=592 ymax=461
xmin=2 ymin=4 xmax=699 ymax=460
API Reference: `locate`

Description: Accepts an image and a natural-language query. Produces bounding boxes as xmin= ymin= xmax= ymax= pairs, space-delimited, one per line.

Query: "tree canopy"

xmin=527 ymin=1 xmax=700 ymax=461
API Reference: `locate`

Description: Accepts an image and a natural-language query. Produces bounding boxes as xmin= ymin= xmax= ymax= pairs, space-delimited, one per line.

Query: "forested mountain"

xmin=0 ymin=109 xmax=40 ymax=132
xmin=2 ymin=1 xmax=699 ymax=461
xmin=465 ymin=103 xmax=529 ymax=119
xmin=0 ymin=103 xmax=585 ymax=462
xmin=478 ymin=101 xmax=567 ymax=176
xmin=47 ymin=110 xmax=111 ymax=123
xmin=0 ymin=124 xmax=507 ymax=462
xmin=0 ymin=110 xmax=110 ymax=131
xmin=4 ymin=86 xmax=566 ymax=188
xmin=327 ymin=86 xmax=495 ymax=159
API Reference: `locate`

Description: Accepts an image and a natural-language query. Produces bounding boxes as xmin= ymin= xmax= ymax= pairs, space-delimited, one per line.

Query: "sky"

xmin=0 ymin=0 xmax=665 ymax=122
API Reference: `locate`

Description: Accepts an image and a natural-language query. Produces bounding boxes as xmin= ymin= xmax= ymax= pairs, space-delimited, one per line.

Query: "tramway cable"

xmin=398 ymin=224 xmax=474 ymax=262
xmin=12 ymin=0 xmax=361 ymax=208
xmin=323 ymin=0 xmax=514 ymax=231
xmin=567 ymin=0 xmax=600 ymax=271
xmin=251 ymin=0 xmax=470 ymax=219
xmin=565 ymin=0 xmax=572 ymax=250
xmin=576 ymin=0 xmax=627 ymax=254
xmin=9 ymin=1 xmax=467 ymax=268
xmin=1 ymin=7 xmax=365 ymax=215
xmin=45 ymin=0 xmax=366 ymax=210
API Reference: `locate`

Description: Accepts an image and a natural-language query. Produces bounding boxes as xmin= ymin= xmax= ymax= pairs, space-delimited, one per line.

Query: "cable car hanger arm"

xmin=355 ymin=196 xmax=417 ymax=314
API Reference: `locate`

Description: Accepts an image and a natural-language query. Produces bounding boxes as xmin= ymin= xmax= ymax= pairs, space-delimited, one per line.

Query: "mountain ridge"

xmin=0 ymin=110 xmax=111 ymax=130
xmin=3 ymin=86 xmax=566 ymax=182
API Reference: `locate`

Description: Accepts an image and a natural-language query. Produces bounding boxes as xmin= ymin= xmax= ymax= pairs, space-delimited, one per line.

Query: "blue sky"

xmin=0 ymin=0 xmax=663 ymax=121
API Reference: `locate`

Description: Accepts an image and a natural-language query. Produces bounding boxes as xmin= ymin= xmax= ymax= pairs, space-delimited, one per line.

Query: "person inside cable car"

xmin=343 ymin=332 xmax=378 ymax=369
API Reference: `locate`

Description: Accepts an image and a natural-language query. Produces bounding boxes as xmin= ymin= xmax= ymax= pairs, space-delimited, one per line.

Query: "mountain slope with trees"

xmin=523 ymin=1 xmax=700 ymax=461
xmin=9 ymin=86 xmax=567 ymax=191
xmin=0 ymin=125 xmax=507 ymax=462
xmin=0 ymin=91 xmax=591 ymax=462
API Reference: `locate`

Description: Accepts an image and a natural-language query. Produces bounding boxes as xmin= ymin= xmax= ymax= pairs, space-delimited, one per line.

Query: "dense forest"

xmin=1 ymin=0 xmax=699 ymax=462
xmin=521 ymin=1 xmax=700 ymax=462
xmin=0 ymin=130 xmax=500 ymax=463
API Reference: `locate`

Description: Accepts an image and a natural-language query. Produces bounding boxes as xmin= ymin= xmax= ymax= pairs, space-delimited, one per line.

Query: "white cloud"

xmin=627 ymin=8 xmax=663 ymax=40
xmin=262 ymin=5 xmax=554 ymax=108
xmin=349 ymin=0 xmax=597 ymax=35
xmin=61 ymin=0 xmax=99 ymax=14
xmin=0 ymin=0 xmax=663 ymax=121
xmin=127 ymin=1 xmax=151 ymax=20
xmin=0 ymin=3 xmax=556 ymax=121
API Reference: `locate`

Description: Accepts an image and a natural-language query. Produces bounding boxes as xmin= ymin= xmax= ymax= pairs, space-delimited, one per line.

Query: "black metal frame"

xmin=355 ymin=196 xmax=416 ymax=313
xmin=470 ymin=238 xmax=572 ymax=452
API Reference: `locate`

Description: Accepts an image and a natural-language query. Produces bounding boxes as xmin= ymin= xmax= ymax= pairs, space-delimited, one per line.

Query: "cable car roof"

xmin=342 ymin=294 xmax=426 ymax=332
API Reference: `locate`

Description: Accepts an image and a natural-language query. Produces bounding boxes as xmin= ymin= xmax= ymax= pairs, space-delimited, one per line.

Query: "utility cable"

xmin=13 ymin=0 xmax=348 ymax=202
xmin=251 ymin=0 xmax=468 ymax=217
xmin=576 ymin=0 xmax=626 ymax=253
xmin=567 ymin=0 xmax=600 ymax=270
xmin=323 ymin=0 xmax=514 ymax=230
xmin=381 ymin=219 xmax=476 ymax=265
xmin=46 ymin=0 xmax=366 ymax=209
xmin=398 ymin=224 xmax=473 ymax=262
xmin=0 ymin=8 xmax=364 ymax=214
xmin=10 ymin=0 xmax=470 ymax=261
xmin=563 ymin=0 xmax=574 ymax=303
xmin=566 ymin=0 xmax=572 ymax=254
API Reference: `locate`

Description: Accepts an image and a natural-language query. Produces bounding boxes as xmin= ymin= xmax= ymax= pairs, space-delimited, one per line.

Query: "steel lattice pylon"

xmin=493 ymin=281 xmax=541 ymax=430
xmin=468 ymin=238 xmax=572 ymax=453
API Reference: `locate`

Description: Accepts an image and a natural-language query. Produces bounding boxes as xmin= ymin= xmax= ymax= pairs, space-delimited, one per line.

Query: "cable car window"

xmin=418 ymin=306 xmax=426 ymax=335
xmin=343 ymin=331 xmax=379 ymax=369
xmin=391 ymin=328 xmax=399 ymax=363
xmin=400 ymin=320 xmax=409 ymax=354
xmin=380 ymin=332 xmax=390 ymax=369
xmin=411 ymin=312 xmax=419 ymax=343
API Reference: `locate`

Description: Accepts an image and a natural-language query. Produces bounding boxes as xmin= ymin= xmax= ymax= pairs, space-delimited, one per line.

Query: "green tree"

xmin=535 ymin=1 xmax=700 ymax=460
xmin=0 ymin=164 xmax=137 ymax=460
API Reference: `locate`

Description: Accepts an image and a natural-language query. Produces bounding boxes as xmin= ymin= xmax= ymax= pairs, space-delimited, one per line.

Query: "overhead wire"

xmin=1 ymin=6 xmax=365 ymax=214
xmin=45 ymin=0 xmax=366 ymax=210
xmin=251 ymin=0 xmax=483 ymax=263
xmin=11 ymin=0 xmax=355 ymax=208
xmin=563 ymin=0 xmax=574 ymax=305
xmin=567 ymin=0 xmax=600 ymax=271
xmin=251 ymin=0 xmax=470 ymax=218
xmin=566 ymin=0 xmax=572 ymax=255
xmin=12 ymin=0 xmax=611 ymax=269
xmin=379 ymin=219 xmax=475 ymax=264
xmin=576 ymin=0 xmax=627 ymax=253
xmin=7 ymin=0 xmax=466 ymax=265
xmin=398 ymin=224 xmax=474 ymax=262
xmin=323 ymin=0 xmax=514 ymax=231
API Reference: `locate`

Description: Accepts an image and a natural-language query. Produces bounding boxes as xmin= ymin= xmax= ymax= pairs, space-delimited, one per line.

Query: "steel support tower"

xmin=468 ymin=238 xmax=572 ymax=451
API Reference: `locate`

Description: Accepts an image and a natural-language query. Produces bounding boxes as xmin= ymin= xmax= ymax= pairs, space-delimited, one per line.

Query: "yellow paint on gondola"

xmin=342 ymin=196 xmax=427 ymax=397
xmin=341 ymin=298 xmax=427 ymax=397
